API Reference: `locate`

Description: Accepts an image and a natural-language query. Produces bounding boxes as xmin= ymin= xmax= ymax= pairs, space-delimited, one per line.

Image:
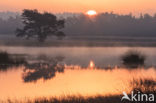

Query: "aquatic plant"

xmin=0 ymin=51 xmax=26 ymax=71
xmin=121 ymin=50 xmax=145 ymax=68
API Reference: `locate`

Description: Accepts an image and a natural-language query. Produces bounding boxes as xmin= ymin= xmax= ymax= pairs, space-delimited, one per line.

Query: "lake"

xmin=0 ymin=46 xmax=156 ymax=67
xmin=0 ymin=46 xmax=156 ymax=102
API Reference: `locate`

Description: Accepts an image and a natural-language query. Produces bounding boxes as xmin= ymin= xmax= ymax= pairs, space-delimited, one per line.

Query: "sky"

xmin=0 ymin=0 xmax=156 ymax=15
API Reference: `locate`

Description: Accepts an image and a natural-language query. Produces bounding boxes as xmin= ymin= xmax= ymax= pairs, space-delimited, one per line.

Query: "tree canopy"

xmin=16 ymin=9 xmax=65 ymax=42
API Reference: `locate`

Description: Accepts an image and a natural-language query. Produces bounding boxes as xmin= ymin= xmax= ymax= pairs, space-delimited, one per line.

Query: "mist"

xmin=1 ymin=12 xmax=156 ymax=37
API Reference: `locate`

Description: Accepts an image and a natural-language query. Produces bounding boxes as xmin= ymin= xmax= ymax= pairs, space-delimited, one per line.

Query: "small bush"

xmin=0 ymin=51 xmax=26 ymax=71
xmin=0 ymin=51 xmax=12 ymax=64
xmin=121 ymin=50 xmax=145 ymax=68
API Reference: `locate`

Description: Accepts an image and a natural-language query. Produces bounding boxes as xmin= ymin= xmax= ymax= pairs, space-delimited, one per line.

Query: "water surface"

xmin=1 ymin=46 xmax=156 ymax=101
xmin=0 ymin=46 xmax=156 ymax=67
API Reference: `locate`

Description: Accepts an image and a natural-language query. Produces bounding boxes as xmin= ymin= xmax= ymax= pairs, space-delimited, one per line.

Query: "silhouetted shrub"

xmin=0 ymin=51 xmax=12 ymax=64
xmin=121 ymin=50 xmax=145 ymax=68
xmin=0 ymin=51 xmax=26 ymax=71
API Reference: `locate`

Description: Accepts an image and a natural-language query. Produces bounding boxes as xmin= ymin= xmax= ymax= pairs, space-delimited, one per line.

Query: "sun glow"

xmin=86 ymin=10 xmax=97 ymax=16
xmin=89 ymin=60 xmax=95 ymax=69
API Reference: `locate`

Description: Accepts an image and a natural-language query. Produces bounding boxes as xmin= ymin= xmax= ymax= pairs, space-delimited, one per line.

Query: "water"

xmin=1 ymin=67 xmax=156 ymax=101
xmin=0 ymin=46 xmax=156 ymax=67
xmin=1 ymin=46 xmax=156 ymax=101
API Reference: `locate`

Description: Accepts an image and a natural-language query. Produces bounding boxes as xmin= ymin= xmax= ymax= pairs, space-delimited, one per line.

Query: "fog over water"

xmin=1 ymin=46 xmax=156 ymax=101
xmin=0 ymin=46 xmax=156 ymax=67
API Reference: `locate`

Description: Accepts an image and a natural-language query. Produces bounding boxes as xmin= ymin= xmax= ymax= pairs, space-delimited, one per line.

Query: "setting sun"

xmin=86 ymin=10 xmax=97 ymax=16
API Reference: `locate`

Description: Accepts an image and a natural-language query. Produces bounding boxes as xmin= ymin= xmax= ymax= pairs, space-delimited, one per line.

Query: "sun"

xmin=86 ymin=10 xmax=97 ymax=16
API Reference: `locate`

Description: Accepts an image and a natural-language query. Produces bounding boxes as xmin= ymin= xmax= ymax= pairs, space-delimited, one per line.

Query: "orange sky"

xmin=0 ymin=0 xmax=156 ymax=15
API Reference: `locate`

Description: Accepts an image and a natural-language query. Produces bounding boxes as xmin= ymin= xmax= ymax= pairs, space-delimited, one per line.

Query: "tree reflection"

xmin=22 ymin=55 xmax=65 ymax=83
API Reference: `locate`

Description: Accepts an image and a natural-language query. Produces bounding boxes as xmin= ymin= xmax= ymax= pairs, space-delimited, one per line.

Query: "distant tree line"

xmin=64 ymin=12 xmax=156 ymax=37
xmin=0 ymin=16 xmax=23 ymax=34
xmin=1 ymin=12 xmax=156 ymax=37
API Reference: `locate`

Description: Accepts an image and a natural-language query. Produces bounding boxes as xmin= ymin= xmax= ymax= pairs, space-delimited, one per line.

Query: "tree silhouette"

xmin=16 ymin=9 xmax=65 ymax=42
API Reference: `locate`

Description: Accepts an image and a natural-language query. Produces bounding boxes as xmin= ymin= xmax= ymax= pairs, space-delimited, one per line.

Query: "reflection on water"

xmin=23 ymin=55 xmax=65 ymax=82
xmin=1 ymin=47 xmax=156 ymax=101
xmin=1 ymin=46 xmax=156 ymax=67
xmin=0 ymin=65 xmax=156 ymax=101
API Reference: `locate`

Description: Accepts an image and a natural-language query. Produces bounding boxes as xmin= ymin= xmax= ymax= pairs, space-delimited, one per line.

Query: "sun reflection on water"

xmin=89 ymin=60 xmax=95 ymax=69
